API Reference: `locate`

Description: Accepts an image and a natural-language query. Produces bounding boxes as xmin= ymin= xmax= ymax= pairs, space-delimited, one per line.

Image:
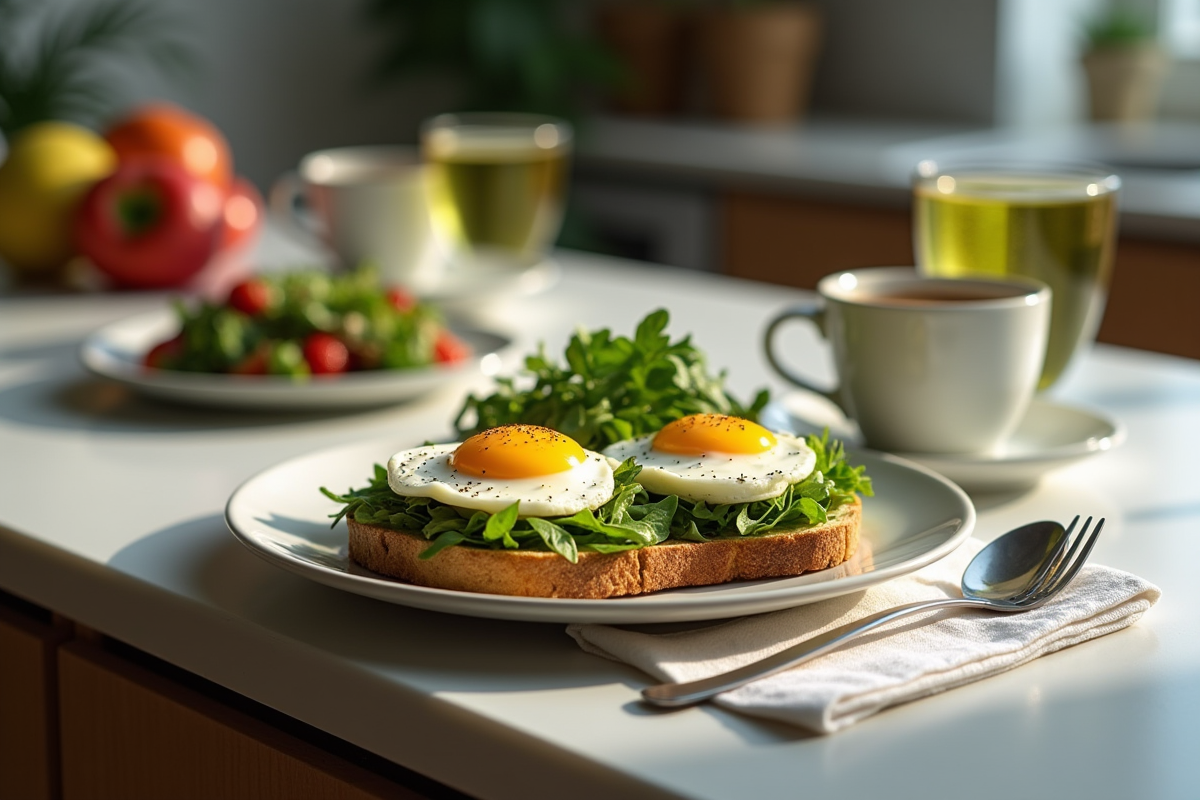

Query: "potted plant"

xmin=0 ymin=0 xmax=192 ymax=138
xmin=362 ymin=0 xmax=621 ymax=125
xmin=693 ymin=0 xmax=822 ymax=124
xmin=1081 ymin=6 xmax=1168 ymax=122
xmin=595 ymin=1 xmax=692 ymax=117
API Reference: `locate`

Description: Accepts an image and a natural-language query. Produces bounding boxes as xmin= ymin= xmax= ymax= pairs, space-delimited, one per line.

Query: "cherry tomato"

xmin=228 ymin=278 xmax=272 ymax=316
xmin=303 ymin=332 xmax=350 ymax=374
xmin=230 ymin=345 xmax=268 ymax=375
xmin=433 ymin=330 xmax=471 ymax=364
xmin=386 ymin=287 xmax=416 ymax=313
xmin=143 ymin=335 xmax=184 ymax=370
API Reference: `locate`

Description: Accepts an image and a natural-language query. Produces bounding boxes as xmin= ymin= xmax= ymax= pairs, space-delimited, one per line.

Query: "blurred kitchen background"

xmin=3 ymin=0 xmax=1199 ymax=358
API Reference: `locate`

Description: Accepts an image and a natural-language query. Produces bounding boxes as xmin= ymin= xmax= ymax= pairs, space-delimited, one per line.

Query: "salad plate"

xmin=80 ymin=309 xmax=512 ymax=410
xmin=766 ymin=394 xmax=1124 ymax=492
xmin=224 ymin=437 xmax=975 ymax=624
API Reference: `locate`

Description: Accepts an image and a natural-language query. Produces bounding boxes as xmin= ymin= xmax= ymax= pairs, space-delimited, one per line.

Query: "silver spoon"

xmin=642 ymin=515 xmax=1103 ymax=708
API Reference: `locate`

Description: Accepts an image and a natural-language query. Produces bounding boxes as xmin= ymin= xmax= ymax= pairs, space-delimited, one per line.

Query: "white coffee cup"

xmin=764 ymin=267 xmax=1051 ymax=454
xmin=269 ymin=146 xmax=441 ymax=288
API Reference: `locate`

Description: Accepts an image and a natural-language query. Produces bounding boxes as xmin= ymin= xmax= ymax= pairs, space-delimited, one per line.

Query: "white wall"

xmin=807 ymin=0 xmax=1001 ymax=124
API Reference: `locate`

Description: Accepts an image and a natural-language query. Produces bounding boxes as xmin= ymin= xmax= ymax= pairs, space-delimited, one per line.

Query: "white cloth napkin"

xmin=567 ymin=538 xmax=1160 ymax=734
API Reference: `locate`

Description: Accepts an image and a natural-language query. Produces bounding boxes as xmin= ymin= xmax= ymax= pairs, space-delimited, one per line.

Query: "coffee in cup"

xmin=763 ymin=267 xmax=1051 ymax=454
xmin=269 ymin=146 xmax=441 ymax=288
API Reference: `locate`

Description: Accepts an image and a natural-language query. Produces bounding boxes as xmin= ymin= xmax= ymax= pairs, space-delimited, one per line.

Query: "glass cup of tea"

xmin=912 ymin=159 xmax=1121 ymax=391
xmin=420 ymin=112 xmax=573 ymax=268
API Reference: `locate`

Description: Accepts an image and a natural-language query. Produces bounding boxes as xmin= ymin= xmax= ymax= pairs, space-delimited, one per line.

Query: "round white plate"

xmin=766 ymin=395 xmax=1124 ymax=493
xmin=224 ymin=438 xmax=975 ymax=624
xmin=80 ymin=309 xmax=512 ymax=410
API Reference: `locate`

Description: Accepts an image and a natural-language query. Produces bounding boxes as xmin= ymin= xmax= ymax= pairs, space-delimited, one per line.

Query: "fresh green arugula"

xmin=322 ymin=433 xmax=871 ymax=562
xmin=454 ymin=309 xmax=770 ymax=451
xmin=321 ymin=458 xmax=678 ymax=564
xmin=669 ymin=432 xmax=873 ymax=541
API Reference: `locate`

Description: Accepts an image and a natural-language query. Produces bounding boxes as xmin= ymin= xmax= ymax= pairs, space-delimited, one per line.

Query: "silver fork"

xmin=642 ymin=516 xmax=1104 ymax=708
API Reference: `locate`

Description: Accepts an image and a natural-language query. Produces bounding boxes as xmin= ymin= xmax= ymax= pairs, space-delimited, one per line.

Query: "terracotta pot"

xmin=1082 ymin=45 xmax=1168 ymax=122
xmin=694 ymin=3 xmax=822 ymax=124
xmin=597 ymin=3 xmax=689 ymax=117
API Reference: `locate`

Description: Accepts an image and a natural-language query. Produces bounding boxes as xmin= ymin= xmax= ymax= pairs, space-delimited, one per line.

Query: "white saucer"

xmin=766 ymin=395 xmax=1125 ymax=493
xmin=417 ymin=255 xmax=560 ymax=319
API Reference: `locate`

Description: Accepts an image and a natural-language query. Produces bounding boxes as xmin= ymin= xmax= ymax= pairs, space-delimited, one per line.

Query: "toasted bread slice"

xmin=347 ymin=496 xmax=861 ymax=599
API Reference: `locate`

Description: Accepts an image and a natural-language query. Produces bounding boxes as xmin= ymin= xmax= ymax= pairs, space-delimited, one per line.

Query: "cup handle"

xmin=268 ymin=170 xmax=324 ymax=247
xmin=763 ymin=299 xmax=844 ymax=411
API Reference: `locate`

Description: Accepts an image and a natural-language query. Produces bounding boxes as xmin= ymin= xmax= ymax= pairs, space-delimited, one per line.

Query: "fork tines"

xmin=1013 ymin=515 xmax=1104 ymax=605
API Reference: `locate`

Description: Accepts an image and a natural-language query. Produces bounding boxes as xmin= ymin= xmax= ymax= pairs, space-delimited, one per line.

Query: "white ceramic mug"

xmin=763 ymin=267 xmax=1051 ymax=454
xmin=269 ymin=146 xmax=441 ymax=288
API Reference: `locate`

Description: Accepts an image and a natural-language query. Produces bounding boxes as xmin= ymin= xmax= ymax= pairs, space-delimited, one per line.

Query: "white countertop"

xmin=2 ymin=238 xmax=1200 ymax=799
xmin=578 ymin=116 xmax=1200 ymax=242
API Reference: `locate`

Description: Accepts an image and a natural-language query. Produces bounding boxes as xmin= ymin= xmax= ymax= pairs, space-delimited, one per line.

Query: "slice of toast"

xmin=347 ymin=496 xmax=861 ymax=599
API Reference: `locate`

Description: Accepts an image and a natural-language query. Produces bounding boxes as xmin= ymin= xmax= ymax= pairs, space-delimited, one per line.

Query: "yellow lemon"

xmin=0 ymin=121 xmax=117 ymax=279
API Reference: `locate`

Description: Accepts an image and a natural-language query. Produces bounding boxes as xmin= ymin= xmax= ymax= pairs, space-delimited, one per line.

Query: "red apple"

xmin=74 ymin=157 xmax=224 ymax=289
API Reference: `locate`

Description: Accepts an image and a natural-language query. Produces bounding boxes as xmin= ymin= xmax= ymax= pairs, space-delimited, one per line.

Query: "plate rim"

xmin=223 ymin=438 xmax=977 ymax=624
xmin=79 ymin=308 xmax=512 ymax=409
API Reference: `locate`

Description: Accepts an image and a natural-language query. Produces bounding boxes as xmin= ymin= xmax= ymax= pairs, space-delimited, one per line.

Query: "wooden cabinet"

xmin=720 ymin=190 xmax=1200 ymax=361
xmin=0 ymin=600 xmax=68 ymax=800
xmin=1 ymin=590 xmax=465 ymax=800
xmin=722 ymin=191 xmax=915 ymax=286
xmin=56 ymin=640 xmax=433 ymax=800
xmin=1096 ymin=237 xmax=1200 ymax=360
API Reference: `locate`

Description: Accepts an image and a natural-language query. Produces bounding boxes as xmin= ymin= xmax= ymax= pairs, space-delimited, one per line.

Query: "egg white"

xmin=602 ymin=431 xmax=816 ymax=504
xmin=387 ymin=443 xmax=615 ymax=517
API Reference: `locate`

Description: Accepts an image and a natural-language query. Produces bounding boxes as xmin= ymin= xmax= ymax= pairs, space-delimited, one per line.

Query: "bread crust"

xmin=347 ymin=496 xmax=862 ymax=599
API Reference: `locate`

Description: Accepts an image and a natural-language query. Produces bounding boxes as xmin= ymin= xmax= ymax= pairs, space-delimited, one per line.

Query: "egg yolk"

xmin=450 ymin=424 xmax=586 ymax=479
xmin=652 ymin=414 xmax=777 ymax=456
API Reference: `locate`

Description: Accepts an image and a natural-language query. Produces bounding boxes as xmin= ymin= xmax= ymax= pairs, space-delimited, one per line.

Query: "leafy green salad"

xmin=322 ymin=310 xmax=872 ymax=563
xmin=143 ymin=268 xmax=467 ymax=377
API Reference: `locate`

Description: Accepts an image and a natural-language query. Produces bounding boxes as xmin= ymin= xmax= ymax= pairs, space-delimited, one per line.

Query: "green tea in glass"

xmin=421 ymin=112 xmax=571 ymax=265
xmin=913 ymin=160 xmax=1120 ymax=390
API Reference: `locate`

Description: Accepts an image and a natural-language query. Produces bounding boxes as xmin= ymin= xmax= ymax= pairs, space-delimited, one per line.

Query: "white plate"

xmin=80 ymin=309 xmax=512 ymax=410
xmin=224 ymin=438 xmax=976 ymax=624
xmin=767 ymin=395 xmax=1124 ymax=493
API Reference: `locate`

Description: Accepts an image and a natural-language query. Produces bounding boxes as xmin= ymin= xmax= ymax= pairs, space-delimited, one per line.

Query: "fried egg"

xmin=387 ymin=424 xmax=614 ymax=517
xmin=602 ymin=414 xmax=815 ymax=504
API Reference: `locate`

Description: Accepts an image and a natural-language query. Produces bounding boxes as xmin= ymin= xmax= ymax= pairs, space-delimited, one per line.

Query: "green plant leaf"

xmin=527 ymin=517 xmax=578 ymax=562
xmin=0 ymin=0 xmax=196 ymax=134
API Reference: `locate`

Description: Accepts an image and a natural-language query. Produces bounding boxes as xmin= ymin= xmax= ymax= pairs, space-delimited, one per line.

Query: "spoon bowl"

xmin=642 ymin=515 xmax=1103 ymax=708
xmin=963 ymin=519 xmax=1066 ymax=601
